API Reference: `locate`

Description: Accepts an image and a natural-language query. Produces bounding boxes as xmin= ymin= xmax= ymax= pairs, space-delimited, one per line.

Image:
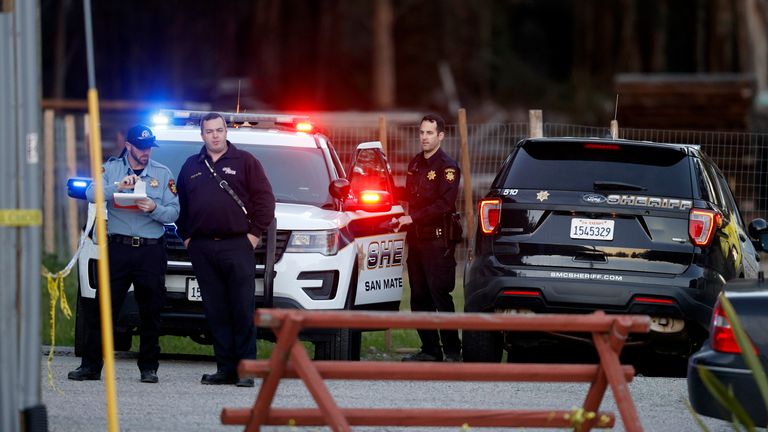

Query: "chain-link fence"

xmin=44 ymin=113 xmax=768 ymax=260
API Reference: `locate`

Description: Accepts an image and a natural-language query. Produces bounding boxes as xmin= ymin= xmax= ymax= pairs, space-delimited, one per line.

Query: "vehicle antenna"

xmin=613 ymin=94 xmax=619 ymax=121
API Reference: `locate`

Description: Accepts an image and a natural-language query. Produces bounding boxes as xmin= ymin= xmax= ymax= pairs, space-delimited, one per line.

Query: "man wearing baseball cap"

xmin=68 ymin=124 xmax=179 ymax=384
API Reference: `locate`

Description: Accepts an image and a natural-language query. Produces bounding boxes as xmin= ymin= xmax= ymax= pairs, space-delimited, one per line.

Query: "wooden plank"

xmin=255 ymin=309 xmax=651 ymax=334
xmin=239 ymin=360 xmax=635 ymax=383
xmin=222 ymin=408 xmax=616 ymax=428
xmin=528 ymin=109 xmax=543 ymax=138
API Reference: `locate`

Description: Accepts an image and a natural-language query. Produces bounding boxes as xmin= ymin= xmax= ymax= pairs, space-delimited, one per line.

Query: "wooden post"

xmin=43 ymin=109 xmax=55 ymax=254
xmin=529 ymin=109 xmax=543 ymax=138
xmin=65 ymin=115 xmax=79 ymax=255
xmin=610 ymin=120 xmax=619 ymax=139
xmin=458 ymin=109 xmax=474 ymax=245
xmin=378 ymin=115 xmax=387 ymax=155
xmin=378 ymin=114 xmax=391 ymax=351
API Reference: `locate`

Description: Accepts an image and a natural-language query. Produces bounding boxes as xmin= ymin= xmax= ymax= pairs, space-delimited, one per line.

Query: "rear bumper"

xmin=687 ymin=346 xmax=767 ymax=425
xmin=464 ymin=257 xmax=717 ymax=330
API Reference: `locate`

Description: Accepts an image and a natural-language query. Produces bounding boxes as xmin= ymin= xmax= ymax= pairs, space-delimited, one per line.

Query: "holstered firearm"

xmin=443 ymin=212 xmax=463 ymax=248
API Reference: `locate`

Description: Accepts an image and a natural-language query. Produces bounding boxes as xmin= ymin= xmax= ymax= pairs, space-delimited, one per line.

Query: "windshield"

xmin=152 ymin=140 xmax=333 ymax=207
xmin=500 ymin=141 xmax=693 ymax=197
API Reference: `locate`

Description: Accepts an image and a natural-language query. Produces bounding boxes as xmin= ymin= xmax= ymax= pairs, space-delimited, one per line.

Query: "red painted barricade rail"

xmin=221 ymin=309 xmax=651 ymax=431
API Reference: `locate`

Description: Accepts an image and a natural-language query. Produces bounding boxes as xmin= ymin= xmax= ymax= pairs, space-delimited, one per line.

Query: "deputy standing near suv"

xmin=397 ymin=114 xmax=462 ymax=362
xmin=68 ymin=125 xmax=179 ymax=384
xmin=176 ymin=112 xmax=275 ymax=387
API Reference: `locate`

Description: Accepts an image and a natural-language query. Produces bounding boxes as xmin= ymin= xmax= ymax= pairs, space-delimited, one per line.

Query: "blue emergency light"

xmin=67 ymin=177 xmax=92 ymax=200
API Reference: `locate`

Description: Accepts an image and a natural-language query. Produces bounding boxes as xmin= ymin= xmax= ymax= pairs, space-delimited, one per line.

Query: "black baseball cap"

xmin=126 ymin=124 xmax=158 ymax=149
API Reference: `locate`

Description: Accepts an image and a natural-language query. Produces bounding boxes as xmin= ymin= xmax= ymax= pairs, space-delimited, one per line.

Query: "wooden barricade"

xmin=221 ymin=309 xmax=650 ymax=432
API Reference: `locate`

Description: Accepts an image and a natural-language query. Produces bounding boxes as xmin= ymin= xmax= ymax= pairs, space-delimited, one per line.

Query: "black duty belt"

xmin=108 ymin=234 xmax=163 ymax=247
xmin=414 ymin=225 xmax=443 ymax=240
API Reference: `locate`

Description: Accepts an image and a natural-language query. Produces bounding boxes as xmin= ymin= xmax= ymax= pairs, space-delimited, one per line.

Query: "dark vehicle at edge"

xmin=687 ymin=272 xmax=768 ymax=425
xmin=463 ymin=137 xmax=764 ymax=364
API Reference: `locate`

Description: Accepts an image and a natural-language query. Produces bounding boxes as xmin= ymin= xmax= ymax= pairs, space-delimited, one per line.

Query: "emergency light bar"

xmin=155 ymin=109 xmax=313 ymax=132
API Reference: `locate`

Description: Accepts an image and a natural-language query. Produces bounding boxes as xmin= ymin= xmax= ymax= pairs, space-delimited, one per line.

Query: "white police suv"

xmin=67 ymin=110 xmax=406 ymax=360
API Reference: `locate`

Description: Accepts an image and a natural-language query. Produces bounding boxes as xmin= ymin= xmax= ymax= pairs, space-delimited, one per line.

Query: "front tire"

xmin=313 ymin=329 xmax=361 ymax=361
xmin=462 ymin=330 xmax=503 ymax=362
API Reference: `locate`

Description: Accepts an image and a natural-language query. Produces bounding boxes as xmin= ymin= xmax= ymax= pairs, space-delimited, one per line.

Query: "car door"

xmin=345 ymin=142 xmax=407 ymax=309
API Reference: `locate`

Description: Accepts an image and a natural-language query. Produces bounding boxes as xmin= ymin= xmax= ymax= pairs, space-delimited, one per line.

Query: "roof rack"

xmin=155 ymin=109 xmax=312 ymax=131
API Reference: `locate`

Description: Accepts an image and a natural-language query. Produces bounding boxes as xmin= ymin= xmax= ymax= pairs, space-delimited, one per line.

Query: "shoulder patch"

xmin=444 ymin=167 xmax=457 ymax=183
xmin=168 ymin=179 xmax=177 ymax=195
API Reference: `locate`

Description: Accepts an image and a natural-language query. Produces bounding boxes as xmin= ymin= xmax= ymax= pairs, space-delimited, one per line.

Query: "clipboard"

xmin=113 ymin=179 xmax=147 ymax=207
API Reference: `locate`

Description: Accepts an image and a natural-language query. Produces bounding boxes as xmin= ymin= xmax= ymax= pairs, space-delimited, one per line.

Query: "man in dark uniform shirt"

xmin=176 ymin=112 xmax=275 ymax=387
xmin=397 ymin=113 xmax=462 ymax=362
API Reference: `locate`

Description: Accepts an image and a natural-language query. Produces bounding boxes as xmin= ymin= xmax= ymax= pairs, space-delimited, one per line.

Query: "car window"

xmin=692 ymin=158 xmax=716 ymax=204
xmin=501 ymin=141 xmax=692 ymax=197
xmin=152 ymin=140 xmax=333 ymax=207
xmin=702 ymin=159 xmax=728 ymax=211
xmin=715 ymin=169 xmax=747 ymax=229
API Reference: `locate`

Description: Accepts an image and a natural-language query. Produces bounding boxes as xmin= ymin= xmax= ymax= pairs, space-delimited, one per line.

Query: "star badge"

xmin=149 ymin=179 xmax=159 ymax=188
xmin=536 ymin=191 xmax=550 ymax=202
xmin=427 ymin=170 xmax=436 ymax=181
xmin=444 ymin=168 xmax=456 ymax=183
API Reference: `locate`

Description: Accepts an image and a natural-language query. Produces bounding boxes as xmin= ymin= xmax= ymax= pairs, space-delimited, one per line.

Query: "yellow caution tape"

xmin=0 ymin=209 xmax=42 ymax=226
xmin=41 ymin=266 xmax=73 ymax=394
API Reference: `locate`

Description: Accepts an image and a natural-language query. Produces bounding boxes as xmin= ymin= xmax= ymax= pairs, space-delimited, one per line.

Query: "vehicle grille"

xmin=163 ymin=225 xmax=291 ymax=265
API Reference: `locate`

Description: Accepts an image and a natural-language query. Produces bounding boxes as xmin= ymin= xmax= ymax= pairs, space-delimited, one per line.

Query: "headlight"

xmin=286 ymin=229 xmax=340 ymax=256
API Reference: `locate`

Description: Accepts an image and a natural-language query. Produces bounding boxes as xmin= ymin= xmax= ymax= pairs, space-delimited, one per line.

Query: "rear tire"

xmin=113 ymin=330 xmax=133 ymax=352
xmin=313 ymin=329 xmax=361 ymax=361
xmin=462 ymin=330 xmax=503 ymax=362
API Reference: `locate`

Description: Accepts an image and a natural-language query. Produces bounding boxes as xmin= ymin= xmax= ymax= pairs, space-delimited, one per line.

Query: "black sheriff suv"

xmin=463 ymin=137 xmax=765 ymax=363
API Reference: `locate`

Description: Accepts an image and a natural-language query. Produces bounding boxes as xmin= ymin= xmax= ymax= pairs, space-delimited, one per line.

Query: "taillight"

xmin=710 ymin=299 xmax=759 ymax=354
xmin=479 ymin=198 xmax=501 ymax=235
xmin=689 ymin=209 xmax=720 ymax=246
xmin=711 ymin=300 xmax=741 ymax=354
xmin=584 ymin=143 xmax=620 ymax=151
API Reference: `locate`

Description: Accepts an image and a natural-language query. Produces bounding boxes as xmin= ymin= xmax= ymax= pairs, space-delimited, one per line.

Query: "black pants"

xmin=187 ymin=236 xmax=256 ymax=376
xmin=82 ymin=241 xmax=166 ymax=372
xmin=406 ymin=235 xmax=462 ymax=356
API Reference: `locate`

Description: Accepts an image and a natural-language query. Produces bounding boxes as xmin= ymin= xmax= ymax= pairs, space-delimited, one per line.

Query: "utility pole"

xmin=0 ymin=0 xmax=47 ymax=431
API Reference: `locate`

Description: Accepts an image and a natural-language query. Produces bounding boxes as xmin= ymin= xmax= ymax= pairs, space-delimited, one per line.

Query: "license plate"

xmin=186 ymin=277 xmax=202 ymax=301
xmin=570 ymin=218 xmax=614 ymax=241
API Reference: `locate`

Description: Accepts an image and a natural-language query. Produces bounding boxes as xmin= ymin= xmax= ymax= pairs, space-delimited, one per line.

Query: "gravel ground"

xmin=42 ymin=347 xmax=736 ymax=432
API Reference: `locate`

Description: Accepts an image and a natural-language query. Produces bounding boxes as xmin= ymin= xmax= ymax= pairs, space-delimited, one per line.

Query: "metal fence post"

xmin=0 ymin=5 xmax=20 ymax=431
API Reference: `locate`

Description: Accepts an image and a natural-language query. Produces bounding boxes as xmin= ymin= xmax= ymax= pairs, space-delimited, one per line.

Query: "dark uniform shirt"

xmin=176 ymin=141 xmax=276 ymax=240
xmin=404 ymin=147 xmax=461 ymax=228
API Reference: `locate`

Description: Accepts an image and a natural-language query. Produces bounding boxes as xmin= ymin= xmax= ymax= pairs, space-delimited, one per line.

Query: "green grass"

xmin=40 ymin=252 xmax=466 ymax=360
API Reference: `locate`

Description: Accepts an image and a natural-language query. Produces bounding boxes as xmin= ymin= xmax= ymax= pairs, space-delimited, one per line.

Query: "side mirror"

xmin=67 ymin=177 xmax=92 ymax=200
xmin=749 ymin=218 xmax=768 ymax=251
xmin=344 ymin=190 xmax=393 ymax=213
xmin=329 ymin=178 xmax=351 ymax=200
